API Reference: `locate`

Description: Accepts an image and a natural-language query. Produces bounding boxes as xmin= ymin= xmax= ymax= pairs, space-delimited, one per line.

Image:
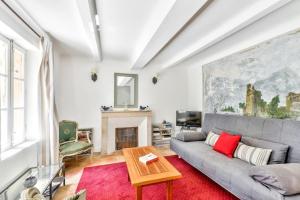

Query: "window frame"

xmin=0 ymin=33 xmax=27 ymax=152
xmin=0 ymin=34 xmax=11 ymax=152
xmin=12 ymin=43 xmax=26 ymax=146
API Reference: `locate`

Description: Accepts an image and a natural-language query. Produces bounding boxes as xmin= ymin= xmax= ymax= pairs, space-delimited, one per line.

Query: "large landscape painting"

xmin=203 ymin=29 xmax=300 ymax=120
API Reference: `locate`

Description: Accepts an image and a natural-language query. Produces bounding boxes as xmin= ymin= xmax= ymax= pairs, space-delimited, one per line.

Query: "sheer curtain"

xmin=38 ymin=36 xmax=59 ymax=165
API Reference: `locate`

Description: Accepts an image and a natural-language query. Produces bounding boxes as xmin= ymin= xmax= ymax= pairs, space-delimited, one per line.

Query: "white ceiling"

xmin=14 ymin=0 xmax=292 ymax=68
xmin=97 ymin=0 xmax=175 ymax=62
xmin=154 ymin=0 xmax=260 ymax=63
xmin=15 ymin=0 xmax=91 ymax=56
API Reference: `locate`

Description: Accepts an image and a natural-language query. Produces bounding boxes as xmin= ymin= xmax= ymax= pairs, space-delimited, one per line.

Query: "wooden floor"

xmin=54 ymin=146 xmax=175 ymax=199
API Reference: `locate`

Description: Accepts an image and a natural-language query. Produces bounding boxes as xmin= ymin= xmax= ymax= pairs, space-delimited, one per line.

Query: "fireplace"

xmin=101 ymin=110 xmax=152 ymax=154
xmin=115 ymin=127 xmax=138 ymax=150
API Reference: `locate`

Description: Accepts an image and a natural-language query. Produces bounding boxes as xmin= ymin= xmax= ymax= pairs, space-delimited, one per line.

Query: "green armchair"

xmin=59 ymin=120 xmax=93 ymax=161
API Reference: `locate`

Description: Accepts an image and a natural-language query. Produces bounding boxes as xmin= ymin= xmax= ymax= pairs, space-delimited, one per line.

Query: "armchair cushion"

xmin=60 ymin=141 xmax=92 ymax=156
xmin=59 ymin=121 xmax=78 ymax=143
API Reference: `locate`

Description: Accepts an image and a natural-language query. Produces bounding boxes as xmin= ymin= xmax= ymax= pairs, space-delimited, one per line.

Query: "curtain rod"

xmin=1 ymin=0 xmax=41 ymax=38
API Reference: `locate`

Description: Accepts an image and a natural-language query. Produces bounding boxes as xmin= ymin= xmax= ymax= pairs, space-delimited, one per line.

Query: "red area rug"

xmin=76 ymin=156 xmax=238 ymax=200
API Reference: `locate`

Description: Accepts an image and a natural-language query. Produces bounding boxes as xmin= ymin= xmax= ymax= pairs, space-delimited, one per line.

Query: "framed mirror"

xmin=114 ymin=73 xmax=138 ymax=108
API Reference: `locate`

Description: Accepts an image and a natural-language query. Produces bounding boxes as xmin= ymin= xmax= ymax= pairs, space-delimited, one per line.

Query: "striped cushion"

xmin=205 ymin=131 xmax=220 ymax=146
xmin=234 ymin=142 xmax=272 ymax=166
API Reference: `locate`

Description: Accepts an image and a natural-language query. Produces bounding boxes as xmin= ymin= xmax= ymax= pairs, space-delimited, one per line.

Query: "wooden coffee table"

xmin=123 ymin=146 xmax=182 ymax=200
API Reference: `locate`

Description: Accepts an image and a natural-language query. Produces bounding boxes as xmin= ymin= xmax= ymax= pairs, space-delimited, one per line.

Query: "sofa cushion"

xmin=175 ymin=131 xmax=206 ymax=142
xmin=213 ymin=132 xmax=241 ymax=158
xmin=249 ymin=164 xmax=300 ymax=195
xmin=234 ymin=142 xmax=272 ymax=166
xmin=242 ymin=136 xmax=289 ymax=164
xmin=204 ymin=131 xmax=219 ymax=146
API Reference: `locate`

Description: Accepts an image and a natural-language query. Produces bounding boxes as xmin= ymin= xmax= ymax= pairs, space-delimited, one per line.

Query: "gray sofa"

xmin=170 ymin=113 xmax=300 ymax=200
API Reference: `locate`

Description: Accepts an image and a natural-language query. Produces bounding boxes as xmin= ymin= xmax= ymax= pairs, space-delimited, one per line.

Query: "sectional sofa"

xmin=170 ymin=113 xmax=300 ymax=200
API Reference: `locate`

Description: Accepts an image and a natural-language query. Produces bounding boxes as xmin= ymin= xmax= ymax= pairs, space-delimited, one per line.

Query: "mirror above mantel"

xmin=114 ymin=73 xmax=138 ymax=108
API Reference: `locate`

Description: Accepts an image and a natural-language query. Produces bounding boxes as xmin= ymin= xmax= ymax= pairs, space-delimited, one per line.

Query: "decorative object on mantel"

xmin=139 ymin=105 xmax=150 ymax=111
xmin=152 ymin=73 xmax=159 ymax=84
xmin=91 ymin=67 xmax=98 ymax=82
xmin=100 ymin=106 xmax=113 ymax=111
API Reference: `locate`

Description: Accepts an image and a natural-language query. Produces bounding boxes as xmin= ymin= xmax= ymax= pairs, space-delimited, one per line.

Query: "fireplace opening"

xmin=115 ymin=127 xmax=138 ymax=150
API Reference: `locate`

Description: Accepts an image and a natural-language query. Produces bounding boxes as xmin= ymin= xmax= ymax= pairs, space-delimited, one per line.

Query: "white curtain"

xmin=38 ymin=36 xmax=59 ymax=165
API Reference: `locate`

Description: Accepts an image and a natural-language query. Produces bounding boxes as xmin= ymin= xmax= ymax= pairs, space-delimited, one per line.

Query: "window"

xmin=0 ymin=34 xmax=26 ymax=152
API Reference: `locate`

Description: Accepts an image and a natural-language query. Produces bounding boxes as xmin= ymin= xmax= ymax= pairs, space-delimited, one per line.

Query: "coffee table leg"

xmin=166 ymin=181 xmax=173 ymax=200
xmin=50 ymin=182 xmax=52 ymax=200
xmin=136 ymin=186 xmax=142 ymax=200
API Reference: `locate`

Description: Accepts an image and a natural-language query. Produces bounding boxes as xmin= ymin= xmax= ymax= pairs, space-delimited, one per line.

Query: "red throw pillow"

xmin=213 ymin=132 xmax=241 ymax=158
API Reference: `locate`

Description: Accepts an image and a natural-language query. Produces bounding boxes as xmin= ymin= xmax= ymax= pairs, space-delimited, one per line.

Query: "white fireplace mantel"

xmin=100 ymin=110 xmax=152 ymax=154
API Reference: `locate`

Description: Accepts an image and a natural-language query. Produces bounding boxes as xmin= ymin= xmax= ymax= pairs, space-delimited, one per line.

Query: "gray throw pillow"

xmin=176 ymin=131 xmax=206 ymax=142
xmin=249 ymin=164 xmax=300 ymax=195
xmin=242 ymin=136 xmax=289 ymax=164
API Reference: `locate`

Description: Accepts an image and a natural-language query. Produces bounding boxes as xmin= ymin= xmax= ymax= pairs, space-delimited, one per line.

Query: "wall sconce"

xmin=152 ymin=73 xmax=159 ymax=84
xmin=91 ymin=67 xmax=98 ymax=82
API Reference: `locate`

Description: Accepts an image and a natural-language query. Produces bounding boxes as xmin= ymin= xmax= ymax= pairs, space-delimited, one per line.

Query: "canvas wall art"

xmin=203 ymin=29 xmax=300 ymax=120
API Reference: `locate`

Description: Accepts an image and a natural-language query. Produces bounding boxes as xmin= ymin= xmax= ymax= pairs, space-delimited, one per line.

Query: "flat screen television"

xmin=176 ymin=111 xmax=202 ymax=128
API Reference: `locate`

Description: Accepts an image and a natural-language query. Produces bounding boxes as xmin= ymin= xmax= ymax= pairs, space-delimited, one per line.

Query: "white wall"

xmin=187 ymin=64 xmax=203 ymax=111
xmin=54 ymin=56 xmax=188 ymax=152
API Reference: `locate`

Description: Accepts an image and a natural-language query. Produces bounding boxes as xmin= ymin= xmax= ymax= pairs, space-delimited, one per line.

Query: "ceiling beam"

xmin=76 ymin=0 xmax=102 ymax=60
xmin=131 ymin=0 xmax=210 ymax=69
xmin=162 ymin=0 xmax=292 ymax=70
xmin=88 ymin=0 xmax=102 ymax=61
